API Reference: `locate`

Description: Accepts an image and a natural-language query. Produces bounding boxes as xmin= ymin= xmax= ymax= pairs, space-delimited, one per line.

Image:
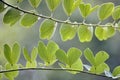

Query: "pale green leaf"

xmin=72 ymin=0 xmax=82 ymax=13
xmin=29 ymin=0 xmax=42 ymax=8
xmin=112 ymin=66 xmax=120 ymax=76
xmin=26 ymin=61 xmax=37 ymax=68
xmin=40 ymin=19 xmax=55 ymax=39
xmin=112 ymin=6 xmax=120 ymax=20
xmin=0 ymin=2 xmax=5 ymax=13
xmin=12 ymin=43 xmax=21 ymax=64
xmin=23 ymin=48 xmax=31 ymax=62
xmin=84 ymin=48 xmax=95 ymax=66
xmin=67 ymin=48 xmax=82 ymax=66
xmin=78 ymin=25 xmax=93 ymax=42
xmin=98 ymin=2 xmax=114 ymax=21
xmin=3 ymin=9 xmax=21 ymax=26
xmin=31 ymin=47 xmax=38 ymax=61
xmin=95 ymin=51 xmax=109 ymax=66
xmin=60 ymin=24 xmax=77 ymax=41
xmin=21 ymin=13 xmax=38 ymax=27
xmin=107 ymin=26 xmax=115 ymax=38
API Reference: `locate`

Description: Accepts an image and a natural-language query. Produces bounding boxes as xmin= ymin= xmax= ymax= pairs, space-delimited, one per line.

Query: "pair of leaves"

xmin=46 ymin=0 xmax=61 ymax=12
xmin=63 ymin=0 xmax=82 ymax=16
xmin=23 ymin=47 xmax=38 ymax=68
xmin=95 ymin=26 xmax=115 ymax=41
xmin=40 ymin=19 xmax=56 ymax=40
xmin=4 ymin=43 xmax=21 ymax=65
xmin=3 ymin=9 xmax=21 ymax=26
xmin=29 ymin=0 xmax=42 ymax=8
xmin=56 ymin=48 xmax=83 ymax=74
xmin=38 ymin=41 xmax=59 ymax=66
xmin=79 ymin=3 xmax=99 ymax=18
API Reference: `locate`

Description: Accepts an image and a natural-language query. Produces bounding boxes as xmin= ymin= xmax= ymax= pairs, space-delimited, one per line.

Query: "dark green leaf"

xmin=0 ymin=2 xmax=5 ymax=13
xmin=29 ymin=0 xmax=42 ymax=8
xmin=60 ymin=24 xmax=77 ymax=41
xmin=112 ymin=6 xmax=120 ymax=20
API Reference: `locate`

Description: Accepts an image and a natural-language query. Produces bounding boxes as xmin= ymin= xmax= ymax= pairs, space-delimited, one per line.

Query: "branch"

xmin=0 ymin=67 xmax=112 ymax=79
xmin=0 ymin=0 xmax=114 ymax=27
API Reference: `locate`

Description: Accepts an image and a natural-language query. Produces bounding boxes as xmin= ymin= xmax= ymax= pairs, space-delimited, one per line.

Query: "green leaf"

xmin=3 ymin=9 xmax=21 ymax=26
xmin=31 ymin=47 xmax=38 ymax=61
xmin=98 ymin=2 xmax=114 ymax=21
xmin=29 ymin=0 xmax=42 ymax=8
xmin=0 ymin=2 xmax=5 ymax=13
xmin=67 ymin=48 xmax=82 ymax=66
xmin=107 ymin=26 xmax=115 ymax=38
xmin=23 ymin=48 xmax=31 ymax=62
xmin=112 ymin=66 xmax=120 ymax=76
xmin=112 ymin=6 xmax=120 ymax=20
xmin=84 ymin=48 xmax=95 ymax=66
xmin=4 ymin=44 xmax=12 ymax=64
xmin=60 ymin=24 xmax=77 ymax=41
xmin=78 ymin=25 xmax=93 ymax=42
xmin=21 ymin=13 xmax=38 ymax=27
xmin=46 ymin=0 xmax=61 ymax=12
xmin=56 ymin=49 xmax=68 ymax=64
xmin=26 ymin=61 xmax=37 ymax=68
xmin=12 ymin=43 xmax=21 ymax=64
xmin=95 ymin=51 xmax=109 ymax=66
xmin=40 ymin=19 xmax=55 ymax=40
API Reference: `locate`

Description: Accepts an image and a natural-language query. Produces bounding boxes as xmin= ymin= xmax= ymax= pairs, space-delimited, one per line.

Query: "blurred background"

xmin=0 ymin=0 xmax=120 ymax=80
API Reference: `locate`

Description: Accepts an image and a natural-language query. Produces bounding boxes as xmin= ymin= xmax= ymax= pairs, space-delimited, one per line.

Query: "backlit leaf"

xmin=31 ymin=47 xmax=38 ymax=61
xmin=23 ymin=48 xmax=31 ymax=62
xmin=40 ymin=19 xmax=55 ymax=40
xmin=112 ymin=6 xmax=120 ymax=20
xmin=26 ymin=61 xmax=37 ymax=68
xmin=21 ymin=13 xmax=38 ymax=27
xmin=60 ymin=24 xmax=77 ymax=41
xmin=112 ymin=66 xmax=120 ymax=77
xmin=29 ymin=0 xmax=42 ymax=8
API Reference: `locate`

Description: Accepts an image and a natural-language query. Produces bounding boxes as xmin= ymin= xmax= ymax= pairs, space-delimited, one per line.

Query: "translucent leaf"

xmin=107 ymin=26 xmax=115 ymax=38
xmin=60 ymin=24 xmax=77 ymax=41
xmin=31 ymin=47 xmax=38 ymax=61
xmin=98 ymin=2 xmax=114 ymax=21
xmin=112 ymin=66 xmax=120 ymax=77
xmin=0 ymin=2 xmax=5 ymax=13
xmin=78 ymin=25 xmax=93 ymax=42
xmin=29 ymin=0 xmax=42 ymax=8
xmin=56 ymin=49 xmax=68 ymax=64
xmin=4 ymin=44 xmax=12 ymax=64
xmin=112 ymin=6 xmax=120 ymax=20
xmin=40 ymin=19 xmax=55 ymax=40
xmin=46 ymin=0 xmax=61 ymax=12
xmin=67 ymin=48 xmax=82 ymax=66
xmin=21 ymin=13 xmax=38 ymax=27
xmin=12 ymin=43 xmax=21 ymax=64
xmin=3 ymin=9 xmax=21 ymax=26
xmin=72 ymin=0 xmax=82 ymax=13
xmin=26 ymin=61 xmax=37 ymax=68
xmin=4 ymin=63 xmax=19 ymax=79
xmin=95 ymin=51 xmax=109 ymax=66
xmin=84 ymin=48 xmax=95 ymax=66
xmin=23 ymin=48 xmax=31 ymax=62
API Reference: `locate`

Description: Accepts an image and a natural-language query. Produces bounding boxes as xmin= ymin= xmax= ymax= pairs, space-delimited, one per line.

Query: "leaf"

xmin=78 ymin=25 xmax=93 ymax=42
xmin=21 ymin=13 xmax=38 ymax=27
xmin=31 ymin=47 xmax=38 ymax=61
xmin=23 ymin=48 xmax=31 ymax=62
xmin=60 ymin=24 xmax=77 ymax=41
xmin=67 ymin=48 xmax=82 ymax=66
xmin=107 ymin=26 xmax=115 ymax=38
xmin=0 ymin=2 xmax=5 ymax=13
xmin=84 ymin=48 xmax=95 ymax=66
xmin=112 ymin=66 xmax=120 ymax=77
xmin=3 ymin=9 xmax=21 ymax=26
xmin=98 ymin=2 xmax=114 ymax=21
xmin=112 ymin=6 xmax=120 ymax=20
xmin=12 ymin=43 xmax=21 ymax=64
xmin=95 ymin=51 xmax=109 ymax=66
xmin=40 ymin=19 xmax=55 ymax=40
xmin=26 ymin=61 xmax=37 ymax=68
xmin=4 ymin=44 xmax=12 ymax=64
xmin=29 ymin=0 xmax=42 ymax=8
xmin=56 ymin=49 xmax=68 ymax=64
xmin=46 ymin=0 xmax=61 ymax=12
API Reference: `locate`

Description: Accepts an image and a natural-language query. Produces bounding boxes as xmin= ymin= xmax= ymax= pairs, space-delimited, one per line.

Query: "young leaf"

xmin=112 ymin=6 xmax=120 ymax=20
xmin=60 ymin=24 xmax=77 ymax=41
xmin=29 ymin=0 xmax=42 ymax=8
xmin=21 ymin=13 xmax=38 ymax=27
xmin=95 ymin=51 xmax=109 ymax=66
xmin=26 ymin=61 xmax=37 ymax=68
xmin=4 ymin=44 xmax=12 ymax=64
xmin=56 ymin=49 xmax=68 ymax=64
xmin=107 ymin=26 xmax=115 ymax=38
xmin=3 ymin=9 xmax=21 ymax=26
xmin=0 ymin=2 xmax=5 ymax=13
xmin=78 ymin=25 xmax=93 ymax=42
xmin=40 ymin=19 xmax=55 ymax=40
xmin=67 ymin=48 xmax=82 ymax=66
xmin=31 ymin=47 xmax=38 ymax=61
xmin=12 ymin=43 xmax=21 ymax=64
xmin=98 ymin=2 xmax=114 ymax=21
xmin=46 ymin=0 xmax=61 ymax=12
xmin=112 ymin=66 xmax=120 ymax=77
xmin=23 ymin=48 xmax=31 ymax=62
xmin=84 ymin=48 xmax=95 ymax=66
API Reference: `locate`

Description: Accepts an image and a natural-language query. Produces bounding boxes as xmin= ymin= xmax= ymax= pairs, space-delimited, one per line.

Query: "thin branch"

xmin=0 ymin=67 xmax=112 ymax=79
xmin=0 ymin=0 xmax=114 ymax=27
